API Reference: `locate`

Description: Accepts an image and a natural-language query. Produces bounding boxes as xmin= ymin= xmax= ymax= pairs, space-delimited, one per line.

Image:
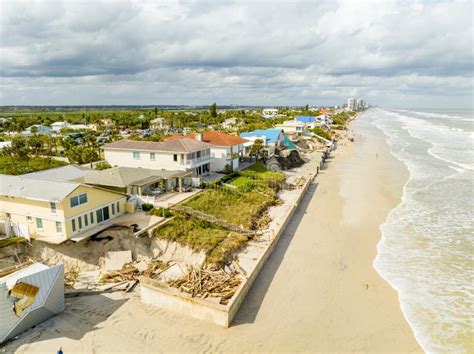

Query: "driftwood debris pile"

xmin=101 ymin=260 xmax=165 ymax=283
xmin=167 ymin=266 xmax=242 ymax=305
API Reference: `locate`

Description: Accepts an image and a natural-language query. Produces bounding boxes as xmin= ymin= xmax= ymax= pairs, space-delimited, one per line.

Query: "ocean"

xmin=366 ymin=108 xmax=473 ymax=353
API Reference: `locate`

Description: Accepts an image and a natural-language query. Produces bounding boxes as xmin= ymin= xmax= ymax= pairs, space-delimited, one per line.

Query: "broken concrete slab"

xmin=156 ymin=263 xmax=187 ymax=282
xmin=104 ymin=251 xmax=132 ymax=271
xmin=135 ymin=261 xmax=148 ymax=273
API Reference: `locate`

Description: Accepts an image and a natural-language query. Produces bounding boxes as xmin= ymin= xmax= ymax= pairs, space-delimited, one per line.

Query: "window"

xmin=56 ymin=222 xmax=62 ymax=233
xmin=78 ymin=216 xmax=82 ymax=229
xmin=90 ymin=212 xmax=94 ymax=224
xmin=84 ymin=214 xmax=88 ymax=226
xmin=36 ymin=218 xmax=43 ymax=230
xmin=173 ymin=154 xmax=178 ymax=162
xmin=70 ymin=196 xmax=79 ymax=207
xmin=50 ymin=202 xmax=57 ymax=213
xmin=70 ymin=193 xmax=87 ymax=208
xmin=96 ymin=209 xmax=103 ymax=223
xmin=112 ymin=203 xmax=115 ymax=214
xmin=116 ymin=201 xmax=120 ymax=213
xmin=96 ymin=206 xmax=110 ymax=223
xmin=72 ymin=219 xmax=76 ymax=232
xmin=79 ymin=193 xmax=88 ymax=204
xmin=150 ymin=152 xmax=155 ymax=160
xmin=133 ymin=151 xmax=141 ymax=159
xmin=27 ymin=216 xmax=32 ymax=222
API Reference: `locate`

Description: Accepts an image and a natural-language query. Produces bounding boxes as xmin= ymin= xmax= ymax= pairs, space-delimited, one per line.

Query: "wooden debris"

xmin=100 ymin=260 xmax=166 ymax=283
xmin=167 ymin=266 xmax=242 ymax=305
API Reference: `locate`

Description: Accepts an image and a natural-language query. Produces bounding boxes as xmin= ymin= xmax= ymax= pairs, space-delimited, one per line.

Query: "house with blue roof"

xmin=240 ymin=129 xmax=285 ymax=156
xmin=295 ymin=116 xmax=316 ymax=124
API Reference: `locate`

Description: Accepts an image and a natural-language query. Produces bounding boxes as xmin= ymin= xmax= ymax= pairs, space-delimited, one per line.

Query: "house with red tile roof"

xmin=166 ymin=131 xmax=248 ymax=171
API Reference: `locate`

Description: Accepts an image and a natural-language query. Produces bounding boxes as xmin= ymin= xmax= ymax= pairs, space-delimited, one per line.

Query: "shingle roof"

xmin=166 ymin=131 xmax=248 ymax=147
xmin=240 ymin=129 xmax=283 ymax=144
xmin=0 ymin=174 xmax=81 ymax=202
xmin=102 ymin=138 xmax=211 ymax=153
xmin=84 ymin=167 xmax=183 ymax=188
xmin=21 ymin=165 xmax=90 ymax=182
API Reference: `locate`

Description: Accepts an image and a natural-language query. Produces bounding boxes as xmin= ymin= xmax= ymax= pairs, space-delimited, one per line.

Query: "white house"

xmin=166 ymin=131 xmax=248 ymax=171
xmin=102 ymin=137 xmax=213 ymax=176
xmin=262 ymin=108 xmax=279 ymax=119
xmin=275 ymin=120 xmax=307 ymax=136
xmin=221 ymin=117 xmax=241 ymax=130
xmin=240 ymin=129 xmax=285 ymax=157
xmin=150 ymin=118 xmax=166 ymax=130
xmin=51 ymin=121 xmax=69 ymax=132
xmin=21 ymin=125 xmax=51 ymax=136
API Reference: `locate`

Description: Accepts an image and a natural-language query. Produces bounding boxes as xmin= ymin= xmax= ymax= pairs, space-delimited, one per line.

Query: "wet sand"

xmin=7 ymin=118 xmax=422 ymax=353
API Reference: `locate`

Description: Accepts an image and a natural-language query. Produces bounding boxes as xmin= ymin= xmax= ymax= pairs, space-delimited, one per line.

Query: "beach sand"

xmin=6 ymin=118 xmax=422 ymax=353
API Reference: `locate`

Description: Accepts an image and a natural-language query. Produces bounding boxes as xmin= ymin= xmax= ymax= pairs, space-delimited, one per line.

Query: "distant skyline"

xmin=0 ymin=0 xmax=473 ymax=109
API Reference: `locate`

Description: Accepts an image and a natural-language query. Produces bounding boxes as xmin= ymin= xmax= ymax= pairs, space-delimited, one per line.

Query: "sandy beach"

xmin=5 ymin=117 xmax=422 ymax=353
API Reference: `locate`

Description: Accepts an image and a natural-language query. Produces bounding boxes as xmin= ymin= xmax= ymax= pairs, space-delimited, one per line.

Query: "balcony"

xmin=180 ymin=155 xmax=213 ymax=166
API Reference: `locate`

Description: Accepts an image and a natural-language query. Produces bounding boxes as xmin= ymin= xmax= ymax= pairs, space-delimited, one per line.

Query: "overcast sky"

xmin=0 ymin=0 xmax=472 ymax=108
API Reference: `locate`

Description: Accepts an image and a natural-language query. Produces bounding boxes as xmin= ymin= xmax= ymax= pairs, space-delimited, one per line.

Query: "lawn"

xmin=0 ymin=156 xmax=67 ymax=175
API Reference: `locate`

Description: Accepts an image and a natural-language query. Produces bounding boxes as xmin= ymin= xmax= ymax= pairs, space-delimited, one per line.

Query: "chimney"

xmin=196 ymin=133 xmax=203 ymax=141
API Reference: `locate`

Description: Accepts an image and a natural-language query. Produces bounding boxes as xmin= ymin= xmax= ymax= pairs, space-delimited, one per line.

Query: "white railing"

xmin=181 ymin=155 xmax=212 ymax=166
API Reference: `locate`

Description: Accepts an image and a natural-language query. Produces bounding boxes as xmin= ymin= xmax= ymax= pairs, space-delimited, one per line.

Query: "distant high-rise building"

xmin=347 ymin=98 xmax=356 ymax=110
xmin=356 ymin=98 xmax=364 ymax=110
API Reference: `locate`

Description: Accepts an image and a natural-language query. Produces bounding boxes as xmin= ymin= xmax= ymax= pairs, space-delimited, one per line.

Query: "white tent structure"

xmin=0 ymin=263 xmax=64 ymax=344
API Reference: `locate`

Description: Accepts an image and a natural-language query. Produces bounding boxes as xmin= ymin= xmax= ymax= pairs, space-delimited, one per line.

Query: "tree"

xmin=11 ymin=136 xmax=30 ymax=161
xmin=305 ymin=104 xmax=309 ymax=111
xmin=250 ymin=139 xmax=264 ymax=162
xmin=28 ymin=135 xmax=44 ymax=157
xmin=210 ymin=103 xmax=217 ymax=118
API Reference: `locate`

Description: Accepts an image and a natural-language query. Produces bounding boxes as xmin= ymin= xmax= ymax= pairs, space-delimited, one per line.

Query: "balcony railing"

xmin=180 ymin=155 xmax=212 ymax=165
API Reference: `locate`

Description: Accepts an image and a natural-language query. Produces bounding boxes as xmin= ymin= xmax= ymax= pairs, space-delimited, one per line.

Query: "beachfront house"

xmin=240 ymin=129 xmax=285 ymax=157
xmin=0 ymin=174 xmax=127 ymax=244
xmin=166 ymin=131 xmax=248 ymax=171
xmin=84 ymin=166 xmax=192 ymax=205
xmin=275 ymin=120 xmax=307 ymax=137
xmin=102 ymin=138 xmax=213 ymax=176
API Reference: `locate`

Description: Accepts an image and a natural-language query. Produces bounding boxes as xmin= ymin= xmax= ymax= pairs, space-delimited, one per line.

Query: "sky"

xmin=0 ymin=0 xmax=473 ymax=108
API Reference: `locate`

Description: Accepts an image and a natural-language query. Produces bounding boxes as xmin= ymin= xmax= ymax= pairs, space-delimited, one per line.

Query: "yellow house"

xmin=0 ymin=174 xmax=127 ymax=244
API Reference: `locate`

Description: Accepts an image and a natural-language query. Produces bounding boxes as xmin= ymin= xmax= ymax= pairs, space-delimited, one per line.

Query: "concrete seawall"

xmin=141 ymin=170 xmax=317 ymax=327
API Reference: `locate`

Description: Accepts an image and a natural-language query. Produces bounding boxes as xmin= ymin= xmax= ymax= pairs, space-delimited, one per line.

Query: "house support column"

xmin=178 ymin=178 xmax=183 ymax=192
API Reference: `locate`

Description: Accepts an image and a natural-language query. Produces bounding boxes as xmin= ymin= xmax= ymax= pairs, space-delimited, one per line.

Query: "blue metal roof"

xmin=295 ymin=116 xmax=315 ymax=123
xmin=240 ymin=129 xmax=282 ymax=143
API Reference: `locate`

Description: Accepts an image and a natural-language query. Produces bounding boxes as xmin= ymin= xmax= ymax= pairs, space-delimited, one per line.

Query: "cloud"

xmin=0 ymin=0 xmax=472 ymax=108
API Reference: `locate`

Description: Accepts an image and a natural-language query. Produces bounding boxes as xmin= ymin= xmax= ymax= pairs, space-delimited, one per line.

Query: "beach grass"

xmin=152 ymin=215 xmax=249 ymax=266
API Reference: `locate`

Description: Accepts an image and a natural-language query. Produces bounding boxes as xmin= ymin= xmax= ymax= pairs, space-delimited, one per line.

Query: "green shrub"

xmin=150 ymin=207 xmax=173 ymax=218
xmin=95 ymin=161 xmax=112 ymax=170
xmin=312 ymin=126 xmax=332 ymax=140
xmin=141 ymin=203 xmax=154 ymax=211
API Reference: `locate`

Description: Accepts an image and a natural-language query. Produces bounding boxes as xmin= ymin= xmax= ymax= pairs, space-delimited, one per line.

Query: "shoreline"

xmin=5 ymin=116 xmax=423 ymax=352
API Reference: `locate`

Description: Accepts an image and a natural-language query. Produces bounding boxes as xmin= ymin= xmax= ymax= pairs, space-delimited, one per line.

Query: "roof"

xmin=0 ymin=174 xmax=81 ymax=202
xmin=102 ymin=138 xmax=211 ymax=153
xmin=283 ymin=135 xmax=297 ymax=149
xmin=166 ymin=131 xmax=248 ymax=147
xmin=21 ymin=165 xmax=90 ymax=182
xmin=295 ymin=116 xmax=316 ymax=123
xmin=240 ymin=129 xmax=283 ymax=143
xmin=0 ymin=263 xmax=64 ymax=344
xmin=84 ymin=167 xmax=184 ymax=188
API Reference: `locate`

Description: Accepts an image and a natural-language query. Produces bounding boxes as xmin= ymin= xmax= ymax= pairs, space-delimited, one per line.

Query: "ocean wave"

xmin=369 ymin=108 xmax=474 ymax=353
